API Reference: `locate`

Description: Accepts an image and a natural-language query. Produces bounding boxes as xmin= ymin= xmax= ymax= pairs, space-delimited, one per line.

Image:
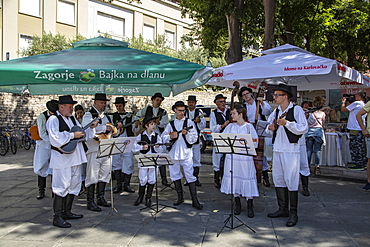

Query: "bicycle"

xmin=22 ymin=128 xmax=36 ymax=150
xmin=0 ymin=127 xmax=17 ymax=156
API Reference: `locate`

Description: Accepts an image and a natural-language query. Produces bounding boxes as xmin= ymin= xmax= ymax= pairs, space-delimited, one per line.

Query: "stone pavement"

xmin=0 ymin=148 xmax=369 ymax=247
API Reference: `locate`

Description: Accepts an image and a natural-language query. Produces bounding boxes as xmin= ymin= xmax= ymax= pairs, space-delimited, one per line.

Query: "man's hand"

xmin=90 ymin=119 xmax=99 ymax=128
xmin=116 ymin=121 xmax=123 ymax=129
xmin=362 ymin=129 xmax=370 ymax=138
xmin=155 ymin=118 xmax=160 ymax=125
xmin=74 ymin=131 xmax=84 ymax=139
xmin=194 ymin=116 xmax=201 ymax=123
xmin=143 ymin=144 xmax=149 ymax=150
xmin=134 ymin=121 xmax=139 ymax=128
xmin=221 ymin=120 xmax=230 ymax=129
xmin=277 ymin=118 xmax=287 ymax=126
xmin=170 ymin=131 xmax=178 ymax=140
xmin=181 ymin=129 xmax=188 ymax=135
xmin=268 ymin=123 xmax=276 ymax=131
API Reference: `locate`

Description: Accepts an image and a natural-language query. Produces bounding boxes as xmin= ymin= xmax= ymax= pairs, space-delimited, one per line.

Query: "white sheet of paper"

xmin=135 ymin=153 xmax=173 ymax=167
xmin=211 ymin=133 xmax=256 ymax=156
xmin=97 ymin=137 xmax=137 ymax=158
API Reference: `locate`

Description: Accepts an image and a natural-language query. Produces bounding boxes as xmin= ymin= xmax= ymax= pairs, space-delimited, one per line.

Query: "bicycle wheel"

xmin=10 ymin=137 xmax=17 ymax=154
xmin=0 ymin=135 xmax=9 ymax=156
xmin=22 ymin=134 xmax=31 ymax=150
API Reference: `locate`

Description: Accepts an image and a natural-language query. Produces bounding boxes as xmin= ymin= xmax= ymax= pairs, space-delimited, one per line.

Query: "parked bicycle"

xmin=0 ymin=127 xmax=17 ymax=156
xmin=22 ymin=128 xmax=36 ymax=150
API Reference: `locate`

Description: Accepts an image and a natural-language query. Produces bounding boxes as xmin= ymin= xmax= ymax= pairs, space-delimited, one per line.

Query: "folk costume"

xmin=220 ymin=122 xmax=259 ymax=217
xmin=46 ymin=95 xmax=94 ymax=228
xmin=265 ymin=84 xmax=308 ymax=227
xmin=111 ymin=97 xmax=139 ymax=194
xmin=133 ymin=117 xmax=165 ymax=207
xmin=210 ymin=94 xmax=231 ymax=188
xmin=33 ymin=100 xmax=58 ymax=199
xmin=82 ymin=93 xmax=113 ymax=212
xmin=162 ymin=101 xmax=202 ymax=209
xmin=135 ymin=92 xmax=170 ymax=187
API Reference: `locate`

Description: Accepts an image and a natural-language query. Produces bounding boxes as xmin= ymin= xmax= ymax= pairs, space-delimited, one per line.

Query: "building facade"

xmin=0 ymin=0 xmax=192 ymax=61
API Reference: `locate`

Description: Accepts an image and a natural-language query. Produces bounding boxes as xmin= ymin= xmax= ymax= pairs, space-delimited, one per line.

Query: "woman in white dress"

xmin=220 ymin=106 xmax=259 ymax=218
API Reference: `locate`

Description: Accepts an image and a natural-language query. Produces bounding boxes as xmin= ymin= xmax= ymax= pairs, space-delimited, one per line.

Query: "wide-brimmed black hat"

xmin=114 ymin=97 xmax=127 ymax=104
xmin=187 ymin=95 xmax=197 ymax=102
xmin=143 ymin=116 xmax=157 ymax=126
xmin=46 ymin=100 xmax=58 ymax=113
xmin=238 ymin=87 xmax=253 ymax=97
xmin=151 ymin=92 xmax=165 ymax=101
xmin=214 ymin=94 xmax=227 ymax=103
xmin=275 ymin=83 xmax=293 ymax=98
xmin=58 ymin=95 xmax=78 ymax=105
xmin=172 ymin=101 xmax=188 ymax=111
xmin=93 ymin=93 xmax=110 ymax=101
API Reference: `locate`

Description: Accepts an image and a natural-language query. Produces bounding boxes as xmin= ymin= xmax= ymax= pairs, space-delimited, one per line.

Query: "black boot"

xmin=145 ymin=184 xmax=155 ymax=207
xmin=214 ymin=171 xmax=221 ymax=188
xmin=262 ymin=171 xmax=271 ymax=187
xmin=113 ymin=170 xmax=123 ymax=194
xmin=159 ymin=166 xmax=170 ymax=187
xmin=286 ymin=191 xmax=298 ymax=227
xmin=301 ymin=174 xmax=310 ymax=196
xmin=134 ymin=184 xmax=146 ymax=206
xmin=37 ymin=176 xmax=46 ymax=199
xmin=234 ymin=196 xmax=241 ymax=215
xmin=79 ymin=180 xmax=86 ymax=196
xmin=97 ymin=182 xmax=111 ymax=207
xmin=247 ymin=199 xmax=254 ymax=218
xmin=193 ymin=167 xmax=202 ymax=187
xmin=86 ymin=184 xmax=101 ymax=212
xmin=123 ymin=173 xmax=135 ymax=193
xmin=173 ymin=180 xmax=184 ymax=206
xmin=268 ymin=187 xmax=289 ymax=218
xmin=53 ymin=195 xmax=71 ymax=228
xmin=188 ymin=182 xmax=203 ymax=210
xmin=62 ymin=194 xmax=83 ymax=220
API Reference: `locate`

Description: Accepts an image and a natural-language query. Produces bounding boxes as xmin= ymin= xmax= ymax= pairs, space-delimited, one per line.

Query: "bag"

xmin=29 ymin=125 xmax=41 ymax=140
xmin=349 ymin=130 xmax=360 ymax=136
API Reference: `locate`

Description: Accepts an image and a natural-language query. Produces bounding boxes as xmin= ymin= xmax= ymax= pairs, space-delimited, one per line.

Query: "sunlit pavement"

xmin=0 ymin=147 xmax=369 ymax=247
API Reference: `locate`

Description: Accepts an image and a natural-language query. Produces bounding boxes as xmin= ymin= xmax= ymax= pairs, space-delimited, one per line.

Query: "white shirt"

xmin=133 ymin=131 xmax=165 ymax=154
xmin=36 ymin=111 xmax=51 ymax=149
xmin=244 ymin=100 xmax=272 ymax=124
xmin=162 ymin=117 xmax=197 ymax=160
xmin=210 ymin=108 xmax=229 ymax=133
xmin=265 ymin=103 xmax=308 ymax=153
xmin=185 ymin=108 xmax=206 ymax=132
xmin=346 ymin=101 xmax=366 ymax=130
xmin=46 ymin=112 xmax=95 ymax=169
xmin=111 ymin=112 xmax=140 ymax=138
xmin=135 ymin=105 xmax=169 ymax=134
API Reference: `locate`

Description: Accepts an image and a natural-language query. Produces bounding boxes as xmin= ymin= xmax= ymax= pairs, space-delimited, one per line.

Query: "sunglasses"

xmin=216 ymin=100 xmax=226 ymax=103
xmin=272 ymin=93 xmax=287 ymax=98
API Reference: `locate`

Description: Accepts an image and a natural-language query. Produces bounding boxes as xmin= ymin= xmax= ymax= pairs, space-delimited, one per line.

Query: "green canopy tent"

xmin=0 ymin=37 xmax=212 ymax=96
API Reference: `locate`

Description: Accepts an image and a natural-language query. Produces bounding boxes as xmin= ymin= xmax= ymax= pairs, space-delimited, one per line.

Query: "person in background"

xmin=341 ymin=91 xmax=367 ymax=170
xmin=356 ymin=102 xmax=370 ymax=191
xmin=33 ymin=100 xmax=58 ymax=199
xmin=74 ymin=105 xmax=85 ymax=124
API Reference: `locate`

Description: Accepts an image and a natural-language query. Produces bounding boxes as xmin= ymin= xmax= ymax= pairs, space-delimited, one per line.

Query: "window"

xmin=143 ymin=24 xmax=155 ymax=43
xmin=57 ymin=0 xmax=76 ymax=25
xmin=165 ymin=30 xmax=175 ymax=49
xmin=19 ymin=35 xmax=33 ymax=57
xmin=19 ymin=0 xmax=41 ymax=17
xmin=97 ymin=12 xmax=125 ymax=39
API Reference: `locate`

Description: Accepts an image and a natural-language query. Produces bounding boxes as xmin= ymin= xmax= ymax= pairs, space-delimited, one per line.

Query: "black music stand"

xmin=212 ymin=133 xmax=256 ymax=237
xmin=92 ymin=137 xmax=136 ymax=228
xmin=135 ymin=153 xmax=176 ymax=219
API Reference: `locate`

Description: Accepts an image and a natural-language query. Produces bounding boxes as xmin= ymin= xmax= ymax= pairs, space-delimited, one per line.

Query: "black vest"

xmin=213 ymin=109 xmax=231 ymax=133
xmin=139 ymin=132 xmax=158 ymax=154
xmin=112 ymin=112 xmax=134 ymax=137
xmin=145 ymin=106 xmax=166 ymax=133
xmin=50 ymin=115 xmax=88 ymax=153
xmin=272 ymin=105 xmax=302 ymax=144
xmin=89 ymin=108 xmax=111 ymax=124
xmin=185 ymin=108 xmax=202 ymax=144
xmin=169 ymin=118 xmax=193 ymax=149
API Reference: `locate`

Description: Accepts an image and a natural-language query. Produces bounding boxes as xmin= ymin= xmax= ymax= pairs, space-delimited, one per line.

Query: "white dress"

xmin=220 ymin=123 xmax=259 ymax=198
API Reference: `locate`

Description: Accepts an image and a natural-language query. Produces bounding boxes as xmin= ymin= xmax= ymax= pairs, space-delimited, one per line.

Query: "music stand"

xmin=135 ymin=153 xmax=176 ymax=219
xmin=92 ymin=137 xmax=136 ymax=228
xmin=211 ymin=133 xmax=257 ymax=237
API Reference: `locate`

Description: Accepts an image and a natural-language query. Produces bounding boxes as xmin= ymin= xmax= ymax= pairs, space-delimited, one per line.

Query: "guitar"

xmin=137 ymin=141 xmax=171 ymax=147
xmin=192 ymin=112 xmax=206 ymax=121
xmin=169 ymin=126 xmax=194 ymax=144
xmin=57 ymin=112 xmax=105 ymax=154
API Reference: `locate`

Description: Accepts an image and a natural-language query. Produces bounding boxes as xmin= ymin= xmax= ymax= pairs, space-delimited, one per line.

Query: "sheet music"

xmin=97 ymin=137 xmax=136 ymax=158
xmin=134 ymin=153 xmax=173 ymax=167
xmin=211 ymin=133 xmax=257 ymax=156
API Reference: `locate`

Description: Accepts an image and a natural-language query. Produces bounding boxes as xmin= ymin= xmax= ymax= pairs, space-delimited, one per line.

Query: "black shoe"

xmin=87 ymin=201 xmax=102 ymax=211
xmin=195 ymin=179 xmax=202 ymax=187
xmin=302 ymin=186 xmax=310 ymax=196
xmin=247 ymin=199 xmax=254 ymax=218
xmin=173 ymin=180 xmax=184 ymax=206
xmin=62 ymin=212 xmax=83 ymax=220
xmin=234 ymin=197 xmax=241 ymax=215
xmin=37 ymin=190 xmax=45 ymax=200
xmin=53 ymin=214 xmax=71 ymax=228
xmin=286 ymin=214 xmax=298 ymax=227
xmin=97 ymin=197 xmax=111 ymax=207
xmin=122 ymin=173 xmax=135 ymax=193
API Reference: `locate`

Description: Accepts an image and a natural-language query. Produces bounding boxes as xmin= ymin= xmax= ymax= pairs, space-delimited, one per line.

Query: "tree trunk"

xmin=225 ymin=0 xmax=243 ymax=65
xmin=262 ymin=0 xmax=276 ymax=50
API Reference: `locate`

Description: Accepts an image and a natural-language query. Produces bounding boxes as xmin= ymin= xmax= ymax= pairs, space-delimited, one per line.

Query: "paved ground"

xmin=0 ymin=147 xmax=369 ymax=247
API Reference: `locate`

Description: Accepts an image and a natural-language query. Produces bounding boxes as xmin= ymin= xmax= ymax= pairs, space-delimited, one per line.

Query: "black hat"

xmin=93 ymin=93 xmax=110 ymax=101
xmin=143 ymin=116 xmax=157 ymax=126
xmin=151 ymin=92 xmax=165 ymax=101
xmin=187 ymin=95 xmax=197 ymax=102
xmin=214 ymin=94 xmax=227 ymax=103
xmin=172 ymin=101 xmax=188 ymax=111
xmin=275 ymin=83 xmax=293 ymax=98
xmin=238 ymin=87 xmax=253 ymax=97
xmin=114 ymin=97 xmax=127 ymax=104
xmin=58 ymin=95 xmax=78 ymax=105
xmin=46 ymin=100 xmax=58 ymax=113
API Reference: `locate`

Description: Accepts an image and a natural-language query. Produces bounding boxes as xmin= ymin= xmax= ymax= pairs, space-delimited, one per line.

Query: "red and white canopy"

xmin=208 ymin=44 xmax=370 ymax=91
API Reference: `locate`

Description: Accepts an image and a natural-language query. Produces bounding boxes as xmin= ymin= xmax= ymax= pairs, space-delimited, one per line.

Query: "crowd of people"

xmin=31 ymin=84 xmax=370 ymax=229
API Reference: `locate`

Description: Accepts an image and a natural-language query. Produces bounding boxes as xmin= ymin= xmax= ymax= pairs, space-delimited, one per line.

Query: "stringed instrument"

xmin=137 ymin=141 xmax=171 ymax=147
xmin=254 ymin=81 xmax=268 ymax=123
xmin=168 ymin=126 xmax=194 ymax=146
xmin=94 ymin=122 xmax=118 ymax=142
xmin=230 ymin=81 xmax=241 ymax=110
xmin=57 ymin=112 xmax=105 ymax=154
xmin=192 ymin=112 xmax=206 ymax=121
